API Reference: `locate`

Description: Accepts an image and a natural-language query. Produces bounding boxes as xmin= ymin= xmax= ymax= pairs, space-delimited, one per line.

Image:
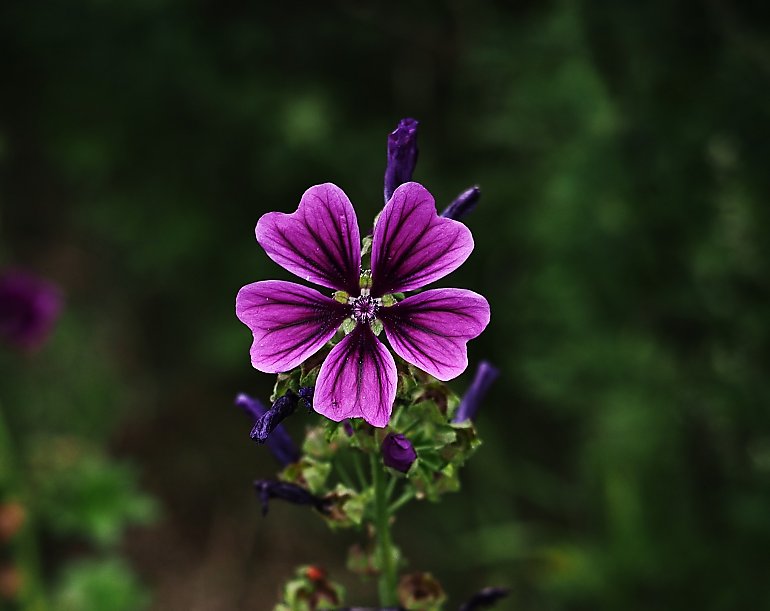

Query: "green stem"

xmin=370 ymin=453 xmax=397 ymax=606
xmin=388 ymin=489 xmax=415 ymax=514
xmin=352 ymin=451 xmax=368 ymax=489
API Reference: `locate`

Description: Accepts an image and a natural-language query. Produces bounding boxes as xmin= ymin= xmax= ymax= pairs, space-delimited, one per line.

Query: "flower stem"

xmin=370 ymin=452 xmax=397 ymax=606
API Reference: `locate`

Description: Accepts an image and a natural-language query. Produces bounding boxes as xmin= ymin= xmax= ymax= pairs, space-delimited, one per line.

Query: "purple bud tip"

xmin=342 ymin=419 xmax=354 ymax=437
xmin=238 ymin=392 xmax=300 ymax=465
xmin=253 ymin=480 xmax=329 ymax=517
xmin=0 ymin=269 xmax=62 ymax=351
xmin=250 ymin=391 xmax=298 ymax=443
xmin=453 ymin=361 xmax=499 ymax=423
xmin=384 ymin=118 xmax=419 ymax=203
xmin=440 ymin=186 xmax=481 ymax=222
xmin=298 ymin=386 xmax=314 ymax=409
xmin=381 ymin=433 xmax=417 ymax=473
xmin=235 ymin=393 xmax=267 ymax=420
xmin=459 ymin=586 xmax=510 ymax=611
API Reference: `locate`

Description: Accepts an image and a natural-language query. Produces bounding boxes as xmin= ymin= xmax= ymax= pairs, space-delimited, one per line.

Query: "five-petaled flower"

xmin=236 ymin=182 xmax=490 ymax=427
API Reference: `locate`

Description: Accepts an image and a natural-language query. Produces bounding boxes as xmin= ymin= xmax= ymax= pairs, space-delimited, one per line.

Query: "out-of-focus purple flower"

xmin=253 ymin=480 xmax=329 ymax=517
xmin=453 ymin=361 xmax=499 ymax=423
xmin=236 ymin=182 xmax=490 ymax=428
xmin=0 ymin=269 xmax=62 ymax=351
xmin=458 ymin=586 xmax=510 ymax=611
xmin=381 ymin=433 xmax=417 ymax=473
xmin=384 ymin=118 xmax=419 ymax=203
xmin=235 ymin=393 xmax=300 ymax=465
xmin=440 ymin=186 xmax=481 ymax=222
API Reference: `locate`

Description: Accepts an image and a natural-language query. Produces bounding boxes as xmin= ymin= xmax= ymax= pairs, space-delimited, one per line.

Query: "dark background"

xmin=2 ymin=0 xmax=770 ymax=609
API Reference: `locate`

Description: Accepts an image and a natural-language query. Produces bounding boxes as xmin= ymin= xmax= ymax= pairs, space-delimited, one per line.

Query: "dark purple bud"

xmin=235 ymin=393 xmax=300 ymax=465
xmin=381 ymin=433 xmax=417 ymax=473
xmin=458 ymin=587 xmax=510 ymax=611
xmin=384 ymin=118 xmax=419 ymax=203
xmin=440 ymin=186 xmax=481 ymax=222
xmin=0 ymin=269 xmax=62 ymax=351
xmin=453 ymin=361 xmax=499 ymax=423
xmin=253 ymin=480 xmax=329 ymax=517
xmin=298 ymin=386 xmax=314 ymax=409
xmin=250 ymin=390 xmax=298 ymax=443
xmin=342 ymin=419 xmax=354 ymax=437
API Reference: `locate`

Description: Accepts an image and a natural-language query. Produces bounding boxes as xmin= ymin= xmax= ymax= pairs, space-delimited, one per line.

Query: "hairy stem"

xmin=371 ymin=453 xmax=397 ymax=605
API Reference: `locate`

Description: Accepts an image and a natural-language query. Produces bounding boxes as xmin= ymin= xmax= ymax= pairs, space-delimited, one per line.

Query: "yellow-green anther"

xmin=359 ymin=270 xmax=373 ymax=290
xmin=333 ymin=290 xmax=349 ymax=304
xmin=342 ymin=317 xmax=356 ymax=335
xmin=371 ymin=319 xmax=384 ymax=336
xmin=380 ymin=294 xmax=397 ymax=307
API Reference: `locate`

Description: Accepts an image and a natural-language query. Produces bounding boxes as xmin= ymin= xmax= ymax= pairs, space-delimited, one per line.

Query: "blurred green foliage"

xmin=2 ymin=0 xmax=770 ymax=609
xmin=52 ymin=559 xmax=149 ymax=611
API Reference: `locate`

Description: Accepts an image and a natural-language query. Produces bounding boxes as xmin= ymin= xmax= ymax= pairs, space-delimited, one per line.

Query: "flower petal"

xmin=314 ymin=325 xmax=397 ymax=427
xmin=379 ymin=288 xmax=490 ymax=381
xmin=256 ymin=183 xmax=362 ymax=294
xmin=236 ymin=280 xmax=349 ymax=373
xmin=371 ymin=182 xmax=474 ymax=295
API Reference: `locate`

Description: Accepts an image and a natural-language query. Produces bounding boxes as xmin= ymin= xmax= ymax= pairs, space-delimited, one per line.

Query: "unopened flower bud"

xmin=440 ymin=186 xmax=481 ymax=222
xmin=453 ymin=361 xmax=499 ymax=423
xmin=253 ymin=480 xmax=329 ymax=516
xmin=381 ymin=433 xmax=417 ymax=473
xmin=384 ymin=118 xmax=419 ymax=203
xmin=235 ymin=393 xmax=300 ymax=465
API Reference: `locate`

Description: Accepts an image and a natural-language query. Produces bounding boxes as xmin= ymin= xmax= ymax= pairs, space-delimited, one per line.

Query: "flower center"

xmin=350 ymin=295 xmax=380 ymax=324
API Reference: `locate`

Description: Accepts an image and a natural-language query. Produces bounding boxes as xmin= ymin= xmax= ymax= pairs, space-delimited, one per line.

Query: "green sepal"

xmin=346 ymin=542 xmax=378 ymax=576
xmin=321 ymin=484 xmax=370 ymax=530
xmin=299 ymin=365 xmax=320 ymax=389
xmin=270 ymin=370 xmax=300 ymax=403
xmin=361 ymin=235 xmax=373 ymax=256
xmin=346 ymin=422 xmax=379 ymax=453
xmin=396 ymin=370 xmax=418 ymax=401
xmin=410 ymin=460 xmax=460 ymax=502
xmin=440 ymin=422 xmax=482 ymax=466
xmin=397 ymin=572 xmax=446 ymax=610
xmin=279 ymin=457 xmax=331 ymax=495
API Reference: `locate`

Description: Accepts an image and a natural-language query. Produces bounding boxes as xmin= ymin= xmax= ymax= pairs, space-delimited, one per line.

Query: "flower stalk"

xmin=371 ymin=453 xmax=397 ymax=606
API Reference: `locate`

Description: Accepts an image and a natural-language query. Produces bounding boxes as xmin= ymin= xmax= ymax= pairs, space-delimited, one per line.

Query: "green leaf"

xmin=52 ymin=558 xmax=149 ymax=611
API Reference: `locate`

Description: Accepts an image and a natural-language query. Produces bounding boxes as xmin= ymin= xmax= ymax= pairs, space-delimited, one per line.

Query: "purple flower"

xmin=440 ymin=186 xmax=481 ymax=222
xmin=381 ymin=433 xmax=417 ymax=473
xmin=0 ymin=269 xmax=62 ymax=351
xmin=236 ymin=181 xmax=490 ymax=427
xmin=253 ymin=480 xmax=330 ymax=516
xmin=384 ymin=118 xmax=419 ymax=203
xmin=453 ymin=361 xmax=499 ymax=423
xmin=235 ymin=393 xmax=300 ymax=465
